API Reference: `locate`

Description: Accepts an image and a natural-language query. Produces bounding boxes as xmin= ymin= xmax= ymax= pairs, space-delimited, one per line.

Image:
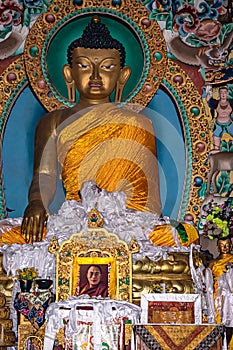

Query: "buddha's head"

xmin=63 ymin=16 xmax=131 ymax=104
xmin=217 ymin=236 xmax=232 ymax=256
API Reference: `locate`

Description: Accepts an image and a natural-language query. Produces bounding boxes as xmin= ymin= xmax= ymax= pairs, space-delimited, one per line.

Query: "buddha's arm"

xmin=21 ymin=114 xmax=58 ymax=243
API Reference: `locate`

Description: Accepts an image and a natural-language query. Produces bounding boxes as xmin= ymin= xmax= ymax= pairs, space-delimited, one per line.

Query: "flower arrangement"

xmin=15 ymin=267 xmax=38 ymax=281
xmin=202 ymin=198 xmax=233 ymax=239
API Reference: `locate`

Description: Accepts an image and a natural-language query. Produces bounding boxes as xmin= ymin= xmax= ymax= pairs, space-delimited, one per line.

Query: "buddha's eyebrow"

xmin=101 ymin=56 xmax=118 ymax=61
xmin=74 ymin=56 xmax=90 ymax=60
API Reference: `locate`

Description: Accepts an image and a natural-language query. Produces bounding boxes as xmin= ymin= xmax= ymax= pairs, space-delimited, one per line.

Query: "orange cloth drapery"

xmin=148 ymin=223 xmax=199 ymax=247
xmin=58 ymin=104 xmax=161 ymax=214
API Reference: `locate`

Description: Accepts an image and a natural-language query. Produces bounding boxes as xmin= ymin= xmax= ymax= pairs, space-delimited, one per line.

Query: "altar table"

xmin=134 ymin=324 xmax=225 ymax=350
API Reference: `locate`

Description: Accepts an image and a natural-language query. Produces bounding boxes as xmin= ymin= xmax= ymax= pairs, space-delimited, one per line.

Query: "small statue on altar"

xmin=208 ymin=236 xmax=233 ymax=347
xmin=209 ymin=236 xmax=233 ymax=287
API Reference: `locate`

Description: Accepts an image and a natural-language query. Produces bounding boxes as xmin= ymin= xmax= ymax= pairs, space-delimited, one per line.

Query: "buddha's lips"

xmin=89 ymin=82 xmax=103 ymax=87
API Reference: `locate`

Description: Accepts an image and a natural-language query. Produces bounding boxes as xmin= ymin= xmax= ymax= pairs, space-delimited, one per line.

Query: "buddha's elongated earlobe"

xmin=114 ymin=66 xmax=131 ymax=103
xmin=65 ymin=80 xmax=76 ymax=103
xmin=63 ymin=64 xmax=76 ymax=103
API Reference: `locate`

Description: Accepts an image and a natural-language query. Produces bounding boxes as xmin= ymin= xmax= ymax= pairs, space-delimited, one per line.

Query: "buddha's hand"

xmin=21 ymin=200 xmax=48 ymax=243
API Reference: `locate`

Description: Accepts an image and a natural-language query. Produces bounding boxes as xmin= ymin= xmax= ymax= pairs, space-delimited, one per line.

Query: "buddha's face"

xmin=70 ymin=47 xmax=121 ymax=101
xmin=218 ymin=239 xmax=231 ymax=255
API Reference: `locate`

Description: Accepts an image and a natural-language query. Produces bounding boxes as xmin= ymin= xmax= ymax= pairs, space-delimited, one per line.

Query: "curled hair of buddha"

xmin=67 ymin=15 xmax=126 ymax=68
xmin=217 ymin=235 xmax=232 ymax=242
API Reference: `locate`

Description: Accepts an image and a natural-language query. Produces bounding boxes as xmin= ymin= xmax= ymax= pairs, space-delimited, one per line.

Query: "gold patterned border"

xmin=164 ymin=58 xmax=212 ymax=221
xmin=55 ymin=228 xmax=132 ymax=302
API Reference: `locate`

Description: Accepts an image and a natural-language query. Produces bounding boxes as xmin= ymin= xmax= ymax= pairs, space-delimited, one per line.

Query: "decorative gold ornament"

xmin=87 ymin=208 xmax=104 ymax=228
xmin=18 ymin=323 xmax=45 ymax=350
xmin=48 ymin=236 xmax=60 ymax=254
xmin=128 ymin=237 xmax=140 ymax=254
xmin=54 ymin=227 xmax=133 ymax=302
xmin=164 ymin=58 xmax=212 ymax=220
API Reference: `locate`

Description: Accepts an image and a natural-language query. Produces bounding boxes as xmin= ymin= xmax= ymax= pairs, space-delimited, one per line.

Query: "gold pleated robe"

xmin=57 ymin=104 xmax=161 ymax=214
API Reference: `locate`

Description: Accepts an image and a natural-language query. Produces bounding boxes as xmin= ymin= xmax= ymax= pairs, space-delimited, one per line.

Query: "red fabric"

xmin=79 ymin=282 xmax=108 ymax=298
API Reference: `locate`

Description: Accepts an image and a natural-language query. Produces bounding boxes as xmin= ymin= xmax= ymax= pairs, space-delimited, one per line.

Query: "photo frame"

xmin=55 ymin=227 xmax=132 ymax=302
xmin=141 ymin=293 xmax=202 ymax=325
xmin=72 ymin=257 xmax=116 ymax=299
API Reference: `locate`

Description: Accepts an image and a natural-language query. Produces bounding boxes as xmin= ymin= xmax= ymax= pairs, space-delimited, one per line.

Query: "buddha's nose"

xmin=90 ymin=64 xmax=101 ymax=80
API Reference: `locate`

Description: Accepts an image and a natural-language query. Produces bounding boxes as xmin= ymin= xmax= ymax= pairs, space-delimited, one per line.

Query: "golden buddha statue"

xmin=208 ymin=236 xmax=233 ymax=347
xmin=209 ymin=236 xmax=233 ymax=292
xmin=1 ymin=16 xmax=161 ymax=244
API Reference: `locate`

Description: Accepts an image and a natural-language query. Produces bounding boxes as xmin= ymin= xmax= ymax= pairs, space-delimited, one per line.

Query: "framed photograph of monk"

xmin=72 ymin=257 xmax=116 ymax=299
xmin=141 ymin=293 xmax=202 ymax=325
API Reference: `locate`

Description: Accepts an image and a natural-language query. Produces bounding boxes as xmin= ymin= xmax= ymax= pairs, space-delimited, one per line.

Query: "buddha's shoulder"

xmin=36 ymin=105 xmax=79 ymax=129
xmin=115 ymin=106 xmax=153 ymax=126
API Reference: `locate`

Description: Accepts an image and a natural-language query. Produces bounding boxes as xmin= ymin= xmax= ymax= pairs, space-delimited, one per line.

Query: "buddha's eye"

xmin=77 ymin=63 xmax=90 ymax=68
xmin=101 ymin=64 xmax=115 ymax=70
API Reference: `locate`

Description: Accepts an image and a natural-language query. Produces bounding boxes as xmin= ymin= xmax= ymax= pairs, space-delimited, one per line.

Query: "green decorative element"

xmin=219 ymin=23 xmax=233 ymax=45
xmin=44 ymin=0 xmax=53 ymax=6
xmin=29 ymin=46 xmax=39 ymax=57
xmin=33 ymin=72 xmax=37 ymax=77
xmin=41 ymin=7 xmax=150 ymax=106
xmin=200 ymin=132 xmax=205 ymax=137
xmin=190 ymin=107 xmax=200 ymax=117
xmin=149 ymin=10 xmax=172 ymax=31
xmin=149 ymin=9 xmax=169 ymax=22
xmin=216 ymin=171 xmax=232 ymax=195
xmin=102 ymin=342 xmax=110 ymax=350
xmin=165 ymin=12 xmax=173 ymax=30
xmin=153 ymin=77 xmax=158 ymax=82
xmin=153 ymin=52 xmax=162 ymax=62
xmin=176 ymin=223 xmax=188 ymax=243
xmin=0 ymin=26 xmax=12 ymax=40
xmin=59 ymin=278 xmax=70 ymax=286
xmin=162 ymin=78 xmax=192 ymax=220
xmin=15 ymin=65 xmax=21 ymax=70
xmin=117 ymin=251 xmax=122 ymax=256
xmin=124 ymin=320 xmax=132 ymax=324
xmin=125 ymin=277 xmax=130 ymax=285
xmin=221 ymin=140 xmax=233 ymax=153
xmin=194 ymin=206 xmax=198 ymax=211
xmin=23 ymin=8 xmax=31 ymax=27
xmin=66 ymin=251 xmax=71 ymax=256
xmin=185 ymin=34 xmax=205 ymax=48
xmin=198 ymin=182 xmax=207 ymax=198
